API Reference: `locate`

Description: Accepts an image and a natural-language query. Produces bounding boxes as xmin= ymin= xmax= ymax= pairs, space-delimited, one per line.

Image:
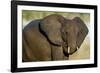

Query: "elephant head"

xmin=61 ymin=17 xmax=88 ymax=55
xmin=40 ymin=14 xmax=88 ymax=56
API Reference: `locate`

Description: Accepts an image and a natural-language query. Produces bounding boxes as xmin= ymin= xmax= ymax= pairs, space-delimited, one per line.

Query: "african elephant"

xmin=22 ymin=14 xmax=88 ymax=62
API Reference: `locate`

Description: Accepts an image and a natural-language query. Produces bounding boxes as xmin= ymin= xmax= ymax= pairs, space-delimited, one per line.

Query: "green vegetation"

xmin=22 ymin=10 xmax=90 ymax=23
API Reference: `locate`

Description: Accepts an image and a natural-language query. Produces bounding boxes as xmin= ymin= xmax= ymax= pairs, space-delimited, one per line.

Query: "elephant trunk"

xmin=67 ymin=47 xmax=70 ymax=54
xmin=62 ymin=42 xmax=78 ymax=56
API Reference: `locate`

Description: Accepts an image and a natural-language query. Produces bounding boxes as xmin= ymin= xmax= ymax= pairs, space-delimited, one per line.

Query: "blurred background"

xmin=22 ymin=10 xmax=90 ymax=60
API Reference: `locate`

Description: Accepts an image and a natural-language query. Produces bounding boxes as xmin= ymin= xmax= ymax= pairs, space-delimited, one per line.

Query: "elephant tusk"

xmin=68 ymin=47 xmax=70 ymax=54
xmin=77 ymin=47 xmax=79 ymax=50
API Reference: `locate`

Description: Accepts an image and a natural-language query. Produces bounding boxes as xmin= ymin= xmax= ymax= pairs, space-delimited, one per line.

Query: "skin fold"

xmin=22 ymin=14 xmax=88 ymax=62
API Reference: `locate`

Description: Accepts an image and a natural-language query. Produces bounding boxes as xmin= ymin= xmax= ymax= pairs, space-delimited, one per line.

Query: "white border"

xmin=17 ymin=5 xmax=94 ymax=68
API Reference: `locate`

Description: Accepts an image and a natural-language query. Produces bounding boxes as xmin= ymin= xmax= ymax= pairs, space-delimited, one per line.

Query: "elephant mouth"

xmin=62 ymin=42 xmax=79 ymax=57
xmin=63 ymin=46 xmax=78 ymax=57
xmin=63 ymin=49 xmax=69 ymax=57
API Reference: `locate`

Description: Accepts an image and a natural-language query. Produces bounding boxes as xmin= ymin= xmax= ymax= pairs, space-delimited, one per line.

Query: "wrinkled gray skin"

xmin=23 ymin=14 xmax=88 ymax=62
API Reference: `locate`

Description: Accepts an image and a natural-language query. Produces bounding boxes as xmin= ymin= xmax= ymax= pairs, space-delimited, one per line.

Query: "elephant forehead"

xmin=65 ymin=21 xmax=79 ymax=32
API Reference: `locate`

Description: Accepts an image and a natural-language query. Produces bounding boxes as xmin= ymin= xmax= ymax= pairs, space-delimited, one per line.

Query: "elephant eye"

xmin=66 ymin=31 xmax=68 ymax=34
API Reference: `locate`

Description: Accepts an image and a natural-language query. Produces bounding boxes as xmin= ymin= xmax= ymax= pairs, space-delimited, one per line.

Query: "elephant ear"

xmin=40 ymin=16 xmax=64 ymax=46
xmin=73 ymin=17 xmax=89 ymax=48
